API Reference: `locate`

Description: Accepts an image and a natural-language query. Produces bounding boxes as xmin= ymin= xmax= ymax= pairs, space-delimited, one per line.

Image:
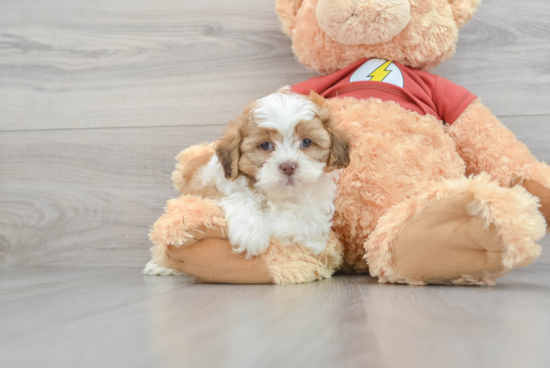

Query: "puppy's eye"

xmin=301 ymin=138 xmax=312 ymax=149
xmin=260 ymin=142 xmax=274 ymax=151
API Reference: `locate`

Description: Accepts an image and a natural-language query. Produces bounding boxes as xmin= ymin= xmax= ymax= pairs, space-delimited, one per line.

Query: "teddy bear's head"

xmin=276 ymin=0 xmax=480 ymax=74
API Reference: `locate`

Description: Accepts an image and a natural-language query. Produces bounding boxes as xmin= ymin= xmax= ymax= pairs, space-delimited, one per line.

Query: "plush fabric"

xmin=316 ymin=0 xmax=411 ymax=46
xmin=289 ymin=0 xmax=461 ymax=73
xmin=262 ymin=231 xmax=343 ymax=284
xmin=146 ymin=0 xmax=550 ymax=285
xmin=162 ymin=240 xmax=273 ymax=284
xmin=447 ymin=99 xmax=550 ymax=223
xmin=172 ymin=142 xmax=217 ymax=198
xmin=367 ymin=175 xmax=544 ymax=286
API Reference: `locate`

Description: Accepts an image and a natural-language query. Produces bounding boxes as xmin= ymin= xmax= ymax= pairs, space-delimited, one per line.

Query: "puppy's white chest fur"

xmin=201 ymin=156 xmax=337 ymax=256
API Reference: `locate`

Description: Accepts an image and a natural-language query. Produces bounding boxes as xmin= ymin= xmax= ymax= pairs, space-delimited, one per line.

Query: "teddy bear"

xmin=145 ymin=0 xmax=550 ymax=285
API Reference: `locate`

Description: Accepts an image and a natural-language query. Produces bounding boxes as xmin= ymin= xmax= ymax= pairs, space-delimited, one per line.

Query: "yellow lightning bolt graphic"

xmin=368 ymin=60 xmax=393 ymax=82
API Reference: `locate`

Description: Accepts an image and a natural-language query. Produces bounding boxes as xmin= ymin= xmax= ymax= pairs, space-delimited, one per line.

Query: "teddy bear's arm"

xmin=172 ymin=142 xmax=217 ymax=196
xmin=447 ymin=99 xmax=550 ymax=224
xmin=155 ymin=230 xmax=344 ymax=285
xmin=161 ymin=239 xmax=274 ymax=284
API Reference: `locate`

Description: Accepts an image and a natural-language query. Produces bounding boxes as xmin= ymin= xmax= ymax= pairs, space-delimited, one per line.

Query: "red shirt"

xmin=291 ymin=58 xmax=476 ymax=124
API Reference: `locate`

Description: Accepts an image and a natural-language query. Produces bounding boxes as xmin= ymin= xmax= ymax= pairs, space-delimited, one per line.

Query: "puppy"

xmin=201 ymin=88 xmax=351 ymax=257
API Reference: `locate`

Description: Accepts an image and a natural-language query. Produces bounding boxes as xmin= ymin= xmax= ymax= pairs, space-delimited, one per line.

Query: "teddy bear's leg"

xmin=366 ymin=174 xmax=546 ymax=286
xmin=447 ymin=99 xmax=550 ymax=225
xmin=143 ymin=195 xmax=227 ymax=275
xmin=157 ymin=232 xmax=344 ymax=284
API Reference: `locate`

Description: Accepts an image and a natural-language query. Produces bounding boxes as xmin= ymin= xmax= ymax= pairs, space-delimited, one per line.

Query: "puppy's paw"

xmin=230 ymin=228 xmax=271 ymax=258
xmin=142 ymin=260 xmax=182 ymax=276
xmin=302 ymin=237 xmax=328 ymax=256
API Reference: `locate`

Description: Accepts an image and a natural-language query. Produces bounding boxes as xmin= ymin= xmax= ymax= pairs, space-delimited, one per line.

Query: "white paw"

xmin=229 ymin=228 xmax=271 ymax=258
xmin=142 ymin=260 xmax=182 ymax=276
xmin=302 ymin=237 xmax=328 ymax=256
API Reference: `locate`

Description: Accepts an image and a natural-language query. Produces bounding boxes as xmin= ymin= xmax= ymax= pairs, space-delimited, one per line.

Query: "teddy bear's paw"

xmin=151 ymin=213 xmax=193 ymax=248
xmin=173 ymin=142 xmax=215 ymax=195
xmin=142 ymin=260 xmax=183 ymax=276
xmin=185 ymin=224 xmax=226 ymax=242
xmin=393 ymin=192 xmax=514 ymax=285
xmin=367 ymin=175 xmax=546 ymax=286
xmin=149 ymin=195 xmax=227 ymax=249
xmin=513 ymin=178 xmax=550 ymax=229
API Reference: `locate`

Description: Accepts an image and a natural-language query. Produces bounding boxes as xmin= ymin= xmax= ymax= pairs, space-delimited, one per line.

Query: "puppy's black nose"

xmin=280 ymin=162 xmax=297 ymax=176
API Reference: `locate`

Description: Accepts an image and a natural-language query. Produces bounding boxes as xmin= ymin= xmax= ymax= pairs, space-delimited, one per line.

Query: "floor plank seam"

xmin=0 ymin=123 xmax=228 ymax=134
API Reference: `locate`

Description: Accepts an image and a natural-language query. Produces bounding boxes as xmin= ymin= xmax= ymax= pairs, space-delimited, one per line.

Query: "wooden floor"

xmin=1 ymin=0 xmax=550 ymax=366
xmin=1 ymin=267 xmax=550 ymax=368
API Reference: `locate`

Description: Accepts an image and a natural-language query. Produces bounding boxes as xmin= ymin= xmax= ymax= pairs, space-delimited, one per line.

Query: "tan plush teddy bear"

xmin=145 ymin=0 xmax=550 ymax=285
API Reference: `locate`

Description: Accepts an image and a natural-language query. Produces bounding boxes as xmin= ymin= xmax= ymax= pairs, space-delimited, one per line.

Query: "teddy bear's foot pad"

xmin=392 ymin=193 xmax=509 ymax=284
xmin=390 ymin=184 xmax=544 ymax=285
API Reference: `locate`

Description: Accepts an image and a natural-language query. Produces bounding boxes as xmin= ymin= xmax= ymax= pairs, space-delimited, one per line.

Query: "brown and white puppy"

xmin=200 ymin=88 xmax=351 ymax=256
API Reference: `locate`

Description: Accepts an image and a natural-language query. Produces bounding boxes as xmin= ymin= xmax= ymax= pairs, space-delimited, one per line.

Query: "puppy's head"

xmin=215 ymin=89 xmax=350 ymax=195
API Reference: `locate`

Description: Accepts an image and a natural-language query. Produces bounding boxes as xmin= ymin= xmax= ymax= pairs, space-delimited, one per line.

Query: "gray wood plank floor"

xmin=1 ymin=268 xmax=550 ymax=368
xmin=1 ymin=0 xmax=550 ymax=366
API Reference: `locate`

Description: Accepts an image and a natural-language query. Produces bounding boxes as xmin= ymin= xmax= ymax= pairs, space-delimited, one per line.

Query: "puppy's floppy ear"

xmin=309 ymin=91 xmax=351 ymax=170
xmin=327 ymin=124 xmax=351 ymax=169
xmin=215 ymin=112 xmax=248 ymax=180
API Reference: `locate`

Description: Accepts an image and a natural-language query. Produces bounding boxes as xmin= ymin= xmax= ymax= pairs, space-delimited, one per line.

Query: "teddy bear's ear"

xmin=449 ymin=0 xmax=481 ymax=29
xmin=276 ymin=0 xmax=305 ymax=37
